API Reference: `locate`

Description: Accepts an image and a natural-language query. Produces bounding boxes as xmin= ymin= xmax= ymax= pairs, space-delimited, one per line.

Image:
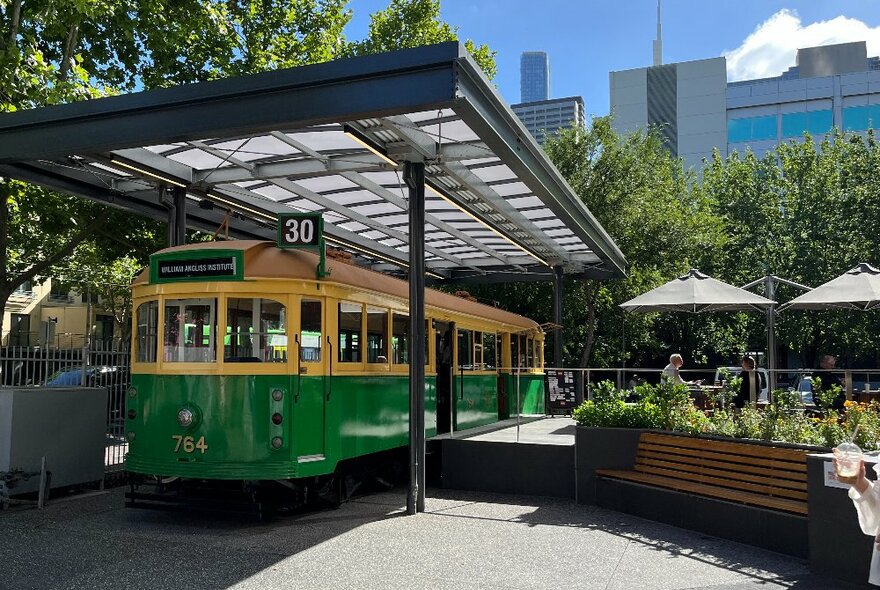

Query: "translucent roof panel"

xmin=0 ymin=42 xmax=624 ymax=282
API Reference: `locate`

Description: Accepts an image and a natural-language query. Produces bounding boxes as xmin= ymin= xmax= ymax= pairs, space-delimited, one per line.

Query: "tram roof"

xmin=0 ymin=42 xmax=625 ymax=283
xmin=134 ymin=240 xmax=541 ymax=331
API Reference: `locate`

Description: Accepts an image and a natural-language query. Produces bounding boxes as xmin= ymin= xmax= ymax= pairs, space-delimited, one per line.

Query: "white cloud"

xmin=723 ymin=9 xmax=880 ymax=81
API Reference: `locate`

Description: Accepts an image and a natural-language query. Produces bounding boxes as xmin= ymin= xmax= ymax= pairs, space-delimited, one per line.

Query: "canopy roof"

xmin=620 ymin=269 xmax=776 ymax=313
xmin=783 ymin=263 xmax=880 ymax=311
xmin=0 ymin=43 xmax=625 ymax=283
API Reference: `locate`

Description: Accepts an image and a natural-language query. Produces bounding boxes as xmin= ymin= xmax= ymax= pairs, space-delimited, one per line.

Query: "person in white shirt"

xmin=838 ymin=457 xmax=880 ymax=585
xmin=662 ymin=353 xmax=685 ymax=385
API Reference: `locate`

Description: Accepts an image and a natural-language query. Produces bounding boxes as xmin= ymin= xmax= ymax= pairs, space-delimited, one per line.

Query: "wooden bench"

xmin=595 ymin=432 xmax=809 ymax=516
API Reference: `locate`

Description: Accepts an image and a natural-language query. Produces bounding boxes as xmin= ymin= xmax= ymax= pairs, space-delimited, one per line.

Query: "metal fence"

xmin=545 ymin=366 xmax=880 ymax=406
xmin=0 ymin=337 xmax=131 ymax=476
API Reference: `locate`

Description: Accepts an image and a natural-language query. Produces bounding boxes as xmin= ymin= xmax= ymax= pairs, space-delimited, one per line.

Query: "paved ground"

xmin=462 ymin=416 xmax=575 ymax=446
xmin=0 ymin=486 xmax=862 ymax=590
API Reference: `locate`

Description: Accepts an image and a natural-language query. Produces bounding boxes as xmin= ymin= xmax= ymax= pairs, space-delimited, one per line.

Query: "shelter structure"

xmin=0 ymin=43 xmax=625 ymax=515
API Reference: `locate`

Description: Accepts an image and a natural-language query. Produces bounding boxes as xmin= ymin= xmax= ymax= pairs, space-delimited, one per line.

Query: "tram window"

xmin=136 ymin=300 xmax=159 ymax=363
xmin=300 ymin=299 xmax=322 ymax=363
xmin=510 ymin=334 xmax=519 ymax=369
xmin=392 ymin=313 xmax=409 ymax=364
xmin=457 ymin=329 xmax=473 ymax=370
xmin=164 ymin=298 xmax=216 ymax=363
xmin=366 ymin=306 xmax=388 ymax=364
xmin=483 ymin=333 xmax=497 ymax=370
xmin=225 ymin=298 xmax=287 ymax=363
xmin=526 ymin=337 xmax=535 ymax=368
xmin=474 ymin=331 xmax=483 ymax=369
xmin=338 ymin=301 xmax=362 ymax=363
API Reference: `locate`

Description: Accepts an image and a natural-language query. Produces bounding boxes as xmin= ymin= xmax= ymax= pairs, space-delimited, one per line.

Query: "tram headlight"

xmin=177 ymin=408 xmax=194 ymax=428
xmin=271 ymin=388 xmax=284 ymax=401
xmin=271 ymin=436 xmax=283 ymax=449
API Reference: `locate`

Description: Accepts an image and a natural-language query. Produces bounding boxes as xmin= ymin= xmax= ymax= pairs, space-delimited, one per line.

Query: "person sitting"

xmin=734 ymin=356 xmax=758 ymax=408
xmin=662 ymin=354 xmax=701 ymax=386
xmin=662 ymin=354 xmax=685 ymax=385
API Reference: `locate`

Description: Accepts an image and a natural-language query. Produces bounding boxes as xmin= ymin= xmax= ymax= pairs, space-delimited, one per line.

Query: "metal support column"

xmin=553 ymin=265 xmax=564 ymax=367
xmin=173 ymin=186 xmax=187 ymax=246
xmin=404 ymin=161 xmax=426 ymax=515
xmin=766 ymin=275 xmax=777 ymax=393
xmin=162 ymin=186 xmax=177 ymax=247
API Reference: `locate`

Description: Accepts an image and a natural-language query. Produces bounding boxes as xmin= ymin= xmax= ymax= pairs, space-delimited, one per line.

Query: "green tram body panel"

xmin=127 ymin=372 xmax=535 ymax=481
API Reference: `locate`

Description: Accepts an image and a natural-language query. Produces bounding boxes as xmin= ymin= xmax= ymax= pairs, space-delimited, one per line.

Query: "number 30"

xmin=285 ymin=218 xmax=314 ymax=244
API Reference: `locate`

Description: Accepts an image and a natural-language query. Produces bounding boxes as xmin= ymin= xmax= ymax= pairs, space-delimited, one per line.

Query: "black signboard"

xmin=150 ymin=250 xmax=244 ymax=283
xmin=277 ymin=212 xmax=323 ymax=249
xmin=546 ymin=369 xmax=577 ymax=414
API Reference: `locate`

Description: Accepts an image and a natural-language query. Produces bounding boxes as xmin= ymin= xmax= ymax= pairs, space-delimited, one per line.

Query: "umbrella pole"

xmin=766 ymin=275 xmax=777 ymax=394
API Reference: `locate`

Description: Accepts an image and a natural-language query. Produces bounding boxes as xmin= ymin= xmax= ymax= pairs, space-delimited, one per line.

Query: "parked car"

xmin=713 ymin=367 xmax=770 ymax=403
xmin=44 ymin=365 xmax=130 ymax=423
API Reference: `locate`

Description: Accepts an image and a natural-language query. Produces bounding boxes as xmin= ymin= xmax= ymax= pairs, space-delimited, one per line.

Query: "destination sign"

xmin=157 ymin=257 xmax=237 ymax=280
xmin=149 ymin=249 xmax=244 ymax=283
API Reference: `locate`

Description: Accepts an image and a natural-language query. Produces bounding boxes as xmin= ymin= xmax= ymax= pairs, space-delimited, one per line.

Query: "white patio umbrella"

xmin=620 ymin=269 xmax=776 ymax=313
xmin=782 ymin=263 xmax=880 ymax=311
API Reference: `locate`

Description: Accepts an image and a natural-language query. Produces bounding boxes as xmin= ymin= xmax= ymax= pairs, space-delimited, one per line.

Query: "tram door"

xmin=435 ymin=321 xmax=454 ymax=434
xmin=294 ymin=298 xmax=326 ymax=461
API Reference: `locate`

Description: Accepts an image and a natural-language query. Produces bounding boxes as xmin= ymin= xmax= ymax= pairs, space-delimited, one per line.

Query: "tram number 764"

xmin=171 ymin=435 xmax=208 ymax=454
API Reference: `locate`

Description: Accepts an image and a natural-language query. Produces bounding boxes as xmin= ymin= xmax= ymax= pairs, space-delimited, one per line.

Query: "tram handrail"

xmin=294 ymin=334 xmax=301 ymax=403
xmin=326 ymin=336 xmax=333 ymax=401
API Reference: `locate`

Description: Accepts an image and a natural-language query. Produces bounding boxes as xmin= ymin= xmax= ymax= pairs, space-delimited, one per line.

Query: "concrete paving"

xmin=462 ymin=416 xmax=575 ymax=446
xmin=0 ymin=486 xmax=861 ymax=590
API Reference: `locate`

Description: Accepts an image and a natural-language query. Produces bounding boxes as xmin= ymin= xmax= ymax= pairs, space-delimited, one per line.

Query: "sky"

xmin=344 ymin=1 xmax=880 ymax=118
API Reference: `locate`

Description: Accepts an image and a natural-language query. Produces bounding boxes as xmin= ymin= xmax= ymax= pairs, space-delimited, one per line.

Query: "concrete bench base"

xmin=596 ymin=476 xmax=808 ymax=558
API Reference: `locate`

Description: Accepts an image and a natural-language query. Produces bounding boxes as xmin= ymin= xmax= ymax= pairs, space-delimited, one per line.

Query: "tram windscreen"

xmin=163 ymin=298 xmax=217 ymax=363
xmin=225 ymin=298 xmax=287 ymax=362
xmin=136 ymin=300 xmax=159 ymax=363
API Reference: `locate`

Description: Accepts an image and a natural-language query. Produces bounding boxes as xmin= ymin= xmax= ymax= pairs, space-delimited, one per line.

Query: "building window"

xmin=843 ymin=105 xmax=880 ymax=132
xmin=94 ymin=315 xmax=114 ymax=345
xmin=781 ymin=110 xmax=833 ymax=138
xmin=9 ymin=313 xmax=30 ymax=347
xmin=728 ymin=115 xmax=777 ymax=143
xmin=14 ymin=280 xmax=32 ymax=294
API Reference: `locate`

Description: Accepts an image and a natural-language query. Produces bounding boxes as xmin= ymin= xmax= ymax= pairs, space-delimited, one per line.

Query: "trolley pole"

xmin=404 ymin=161 xmax=426 ymax=515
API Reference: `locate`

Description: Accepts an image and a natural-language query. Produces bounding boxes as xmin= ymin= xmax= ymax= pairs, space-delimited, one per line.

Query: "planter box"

xmin=575 ymin=426 xmax=648 ymax=504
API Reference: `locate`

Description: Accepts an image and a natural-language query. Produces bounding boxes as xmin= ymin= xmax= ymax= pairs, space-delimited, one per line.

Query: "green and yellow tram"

xmin=125 ymin=240 xmax=544 ymax=509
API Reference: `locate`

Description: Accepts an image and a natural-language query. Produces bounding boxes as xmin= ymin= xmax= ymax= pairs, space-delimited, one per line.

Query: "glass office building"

xmin=611 ymin=41 xmax=880 ymax=169
xmin=521 ymin=52 xmax=550 ymax=103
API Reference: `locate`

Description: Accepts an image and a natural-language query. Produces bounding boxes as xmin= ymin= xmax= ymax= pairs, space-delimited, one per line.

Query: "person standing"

xmin=816 ymin=354 xmax=845 ymax=410
xmin=734 ymin=356 xmax=758 ymax=408
xmin=837 ymin=458 xmax=880 ymax=585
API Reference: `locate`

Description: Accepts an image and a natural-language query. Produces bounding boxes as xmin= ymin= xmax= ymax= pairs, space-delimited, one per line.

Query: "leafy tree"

xmin=349 ymin=0 xmax=496 ymax=79
xmin=541 ymin=119 xmax=723 ymax=368
xmin=0 ymin=0 xmax=497 ymax=346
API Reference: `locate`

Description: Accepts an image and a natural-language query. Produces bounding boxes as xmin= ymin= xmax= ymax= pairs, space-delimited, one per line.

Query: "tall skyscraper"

xmin=653 ymin=1 xmax=663 ymax=66
xmin=521 ymin=52 xmax=550 ymax=103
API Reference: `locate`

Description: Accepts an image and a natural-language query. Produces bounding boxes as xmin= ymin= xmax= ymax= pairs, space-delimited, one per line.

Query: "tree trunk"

xmin=59 ymin=21 xmax=80 ymax=78
xmin=578 ymin=282 xmax=598 ymax=368
xmin=6 ymin=0 xmax=22 ymax=51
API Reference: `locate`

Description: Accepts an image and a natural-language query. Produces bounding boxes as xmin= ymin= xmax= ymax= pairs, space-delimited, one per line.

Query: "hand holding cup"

xmin=833 ymin=442 xmax=864 ymax=486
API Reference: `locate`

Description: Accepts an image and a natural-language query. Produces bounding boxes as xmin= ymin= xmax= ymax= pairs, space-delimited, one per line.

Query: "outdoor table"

xmin=856 ymin=389 xmax=880 ymax=404
xmin=690 ymin=384 xmax=722 ymax=410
